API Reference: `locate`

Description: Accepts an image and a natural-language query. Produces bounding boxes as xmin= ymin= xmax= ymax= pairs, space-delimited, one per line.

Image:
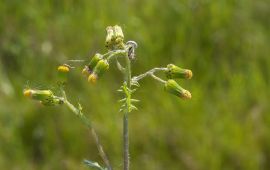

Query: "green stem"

xmin=60 ymin=88 xmax=112 ymax=170
xmin=123 ymin=53 xmax=131 ymax=170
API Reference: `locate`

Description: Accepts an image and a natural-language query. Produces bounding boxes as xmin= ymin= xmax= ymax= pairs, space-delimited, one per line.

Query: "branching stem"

xmin=60 ymin=88 xmax=112 ymax=170
xmin=132 ymin=67 xmax=167 ymax=83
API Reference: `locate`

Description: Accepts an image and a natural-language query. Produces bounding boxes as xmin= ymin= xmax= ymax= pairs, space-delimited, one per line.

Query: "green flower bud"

xmin=24 ymin=89 xmax=53 ymax=101
xmin=165 ymin=64 xmax=193 ymax=79
xmin=164 ymin=79 xmax=192 ymax=99
xmin=88 ymin=53 xmax=103 ymax=72
xmin=24 ymin=89 xmax=63 ymax=106
xmin=88 ymin=59 xmax=109 ymax=84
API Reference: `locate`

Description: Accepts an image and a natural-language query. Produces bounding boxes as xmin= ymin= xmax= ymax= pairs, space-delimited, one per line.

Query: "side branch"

xmin=131 ymin=67 xmax=167 ymax=83
xmin=61 ymin=89 xmax=112 ymax=170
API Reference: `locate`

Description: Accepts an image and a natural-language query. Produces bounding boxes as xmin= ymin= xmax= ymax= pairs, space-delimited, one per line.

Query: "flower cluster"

xmin=82 ymin=53 xmax=110 ymax=84
xmin=164 ymin=64 xmax=193 ymax=99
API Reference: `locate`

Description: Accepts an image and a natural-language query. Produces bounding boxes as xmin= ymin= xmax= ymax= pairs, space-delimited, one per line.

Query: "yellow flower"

xmin=57 ymin=65 xmax=70 ymax=73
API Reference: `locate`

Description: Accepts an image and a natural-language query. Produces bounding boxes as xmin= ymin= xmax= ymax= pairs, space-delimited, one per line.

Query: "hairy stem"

xmin=123 ymin=52 xmax=131 ymax=170
xmin=132 ymin=67 xmax=167 ymax=83
xmin=60 ymin=88 xmax=112 ymax=170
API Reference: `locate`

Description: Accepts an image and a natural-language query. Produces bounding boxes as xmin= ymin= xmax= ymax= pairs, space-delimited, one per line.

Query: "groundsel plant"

xmin=24 ymin=25 xmax=193 ymax=170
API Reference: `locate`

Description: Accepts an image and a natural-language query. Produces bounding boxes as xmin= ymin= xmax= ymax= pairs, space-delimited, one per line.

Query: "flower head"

xmin=165 ymin=64 xmax=192 ymax=79
xmin=164 ymin=79 xmax=192 ymax=99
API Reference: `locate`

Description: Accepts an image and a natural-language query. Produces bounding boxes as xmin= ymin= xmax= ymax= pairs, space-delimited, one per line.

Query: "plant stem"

xmin=60 ymin=88 xmax=112 ymax=170
xmin=132 ymin=67 xmax=167 ymax=83
xmin=123 ymin=53 xmax=131 ymax=170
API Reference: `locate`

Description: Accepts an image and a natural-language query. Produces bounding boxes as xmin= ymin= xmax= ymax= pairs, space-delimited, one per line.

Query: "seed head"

xmin=166 ymin=64 xmax=193 ymax=79
xmin=105 ymin=25 xmax=125 ymax=50
xmin=164 ymin=79 xmax=192 ymax=99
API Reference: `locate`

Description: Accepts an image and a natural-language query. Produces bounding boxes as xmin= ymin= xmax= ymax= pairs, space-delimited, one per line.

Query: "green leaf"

xmin=118 ymin=98 xmax=126 ymax=103
xmin=83 ymin=160 xmax=106 ymax=170
xmin=131 ymin=99 xmax=140 ymax=103
xmin=131 ymin=80 xmax=140 ymax=87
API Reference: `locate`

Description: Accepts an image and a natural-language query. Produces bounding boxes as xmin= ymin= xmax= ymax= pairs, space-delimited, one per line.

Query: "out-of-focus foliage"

xmin=0 ymin=0 xmax=269 ymax=169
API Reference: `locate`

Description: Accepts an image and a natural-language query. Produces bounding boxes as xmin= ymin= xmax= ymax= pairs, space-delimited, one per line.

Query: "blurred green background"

xmin=0 ymin=0 xmax=269 ymax=169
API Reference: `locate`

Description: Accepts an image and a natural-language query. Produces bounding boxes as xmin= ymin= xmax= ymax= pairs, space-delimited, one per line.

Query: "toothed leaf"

xmin=118 ymin=98 xmax=126 ymax=102
xmin=83 ymin=160 xmax=105 ymax=170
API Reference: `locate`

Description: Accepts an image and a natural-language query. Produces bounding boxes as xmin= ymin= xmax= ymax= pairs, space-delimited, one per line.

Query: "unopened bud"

xmin=23 ymin=89 xmax=53 ymax=100
xmin=24 ymin=89 xmax=63 ymax=106
xmin=87 ymin=53 xmax=103 ymax=72
xmin=93 ymin=59 xmax=109 ymax=77
xmin=165 ymin=64 xmax=193 ymax=79
xmin=164 ymin=79 xmax=192 ymax=99
xmin=87 ymin=59 xmax=109 ymax=84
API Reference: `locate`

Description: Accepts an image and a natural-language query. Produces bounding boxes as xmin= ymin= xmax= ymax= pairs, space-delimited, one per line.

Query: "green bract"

xmin=41 ymin=98 xmax=63 ymax=106
xmin=93 ymin=59 xmax=109 ymax=77
xmin=30 ymin=90 xmax=53 ymax=101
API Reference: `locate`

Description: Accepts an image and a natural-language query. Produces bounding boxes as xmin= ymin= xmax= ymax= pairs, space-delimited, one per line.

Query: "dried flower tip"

xmin=82 ymin=66 xmax=90 ymax=76
xmin=164 ymin=79 xmax=192 ymax=99
xmin=166 ymin=64 xmax=193 ymax=79
xmin=88 ymin=53 xmax=103 ymax=72
xmin=23 ymin=89 xmax=33 ymax=97
xmin=88 ymin=73 xmax=97 ymax=84
xmin=58 ymin=65 xmax=70 ymax=73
